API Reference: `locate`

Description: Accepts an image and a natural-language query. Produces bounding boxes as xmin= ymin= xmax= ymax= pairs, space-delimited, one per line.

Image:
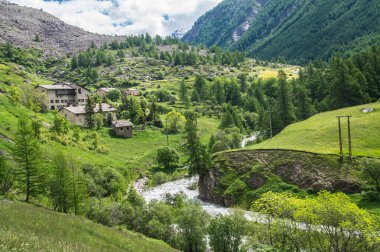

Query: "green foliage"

xmin=12 ymin=116 xmax=44 ymax=202
xmin=0 ymin=201 xmax=176 ymax=252
xmin=156 ymin=146 xmax=179 ymax=169
xmin=85 ymin=95 xmax=95 ymax=128
xmin=0 ymin=155 xmax=12 ymax=195
xmin=186 ymin=0 xmax=380 ymax=63
xmin=362 ymin=159 xmax=380 ymax=194
xmin=182 ymin=112 xmax=211 ymax=176
xmin=176 ymin=203 xmax=209 ymax=252
xmin=208 ymin=211 xmax=247 ymax=252
xmin=165 ymin=110 xmax=186 ymax=134
xmin=50 ymin=113 xmax=69 ymax=136
xmin=251 ymin=191 xmax=380 ymax=251
xmin=277 ymin=70 xmax=296 ymax=125
xmin=106 ymin=89 xmax=122 ymax=102
xmin=49 ymin=152 xmax=72 ymax=213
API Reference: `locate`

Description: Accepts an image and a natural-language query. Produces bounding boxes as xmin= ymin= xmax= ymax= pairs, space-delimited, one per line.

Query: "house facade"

xmin=112 ymin=120 xmax=133 ymax=137
xmin=124 ymin=88 xmax=140 ymax=96
xmin=60 ymin=103 xmax=117 ymax=127
xmin=95 ymin=87 xmax=116 ymax=98
xmin=35 ymin=82 xmax=91 ymax=110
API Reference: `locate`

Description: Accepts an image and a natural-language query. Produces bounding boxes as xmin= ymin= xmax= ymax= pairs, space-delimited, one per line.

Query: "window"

xmin=55 ymin=100 xmax=59 ymax=103
xmin=51 ymin=106 xmax=55 ymax=110
xmin=50 ymin=100 xmax=54 ymax=103
xmin=78 ymin=88 xmax=82 ymax=94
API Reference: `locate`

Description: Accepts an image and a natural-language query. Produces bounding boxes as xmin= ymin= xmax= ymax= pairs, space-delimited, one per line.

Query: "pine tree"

xmin=212 ymin=79 xmax=226 ymax=105
xmin=0 ymin=155 xmax=12 ymax=195
xmin=84 ymin=95 xmax=95 ymax=128
xmin=191 ymin=89 xmax=200 ymax=102
xmin=293 ymin=82 xmax=313 ymax=120
xmin=182 ymin=112 xmax=210 ymax=176
xmin=13 ymin=116 xmax=43 ymax=202
xmin=178 ymin=80 xmax=191 ymax=108
xmin=277 ymin=70 xmax=296 ymax=125
xmin=50 ymin=153 xmax=71 ymax=213
xmin=71 ymin=57 xmax=78 ymax=70
xmin=194 ymin=76 xmax=207 ymax=100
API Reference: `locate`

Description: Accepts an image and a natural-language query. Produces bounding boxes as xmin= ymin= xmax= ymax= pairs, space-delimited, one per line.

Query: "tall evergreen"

xmin=50 ymin=152 xmax=71 ymax=213
xmin=182 ymin=112 xmax=210 ymax=176
xmin=194 ymin=76 xmax=207 ymax=100
xmin=191 ymin=89 xmax=200 ymax=102
xmin=84 ymin=95 xmax=95 ymax=128
xmin=277 ymin=70 xmax=296 ymax=125
xmin=179 ymin=80 xmax=191 ymax=108
xmin=0 ymin=155 xmax=12 ymax=195
xmin=13 ymin=116 xmax=43 ymax=202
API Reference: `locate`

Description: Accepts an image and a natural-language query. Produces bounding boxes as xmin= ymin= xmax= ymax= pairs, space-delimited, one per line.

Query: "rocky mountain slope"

xmin=184 ymin=0 xmax=380 ymax=63
xmin=0 ymin=0 xmax=125 ymax=57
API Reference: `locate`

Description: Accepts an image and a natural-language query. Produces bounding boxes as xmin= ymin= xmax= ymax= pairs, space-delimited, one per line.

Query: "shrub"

xmin=156 ymin=146 xmax=180 ymax=169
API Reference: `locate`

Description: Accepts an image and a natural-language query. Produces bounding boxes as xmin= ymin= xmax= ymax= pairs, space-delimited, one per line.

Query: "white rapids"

xmin=139 ymin=176 xmax=263 ymax=221
xmin=241 ymin=132 xmax=260 ymax=148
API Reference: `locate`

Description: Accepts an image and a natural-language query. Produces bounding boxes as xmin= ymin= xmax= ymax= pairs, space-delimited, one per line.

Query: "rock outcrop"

xmin=0 ymin=0 xmax=125 ymax=57
xmin=200 ymin=149 xmax=363 ymax=207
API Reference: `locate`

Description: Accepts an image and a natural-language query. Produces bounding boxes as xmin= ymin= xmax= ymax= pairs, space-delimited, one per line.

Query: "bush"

xmin=156 ymin=146 xmax=180 ymax=169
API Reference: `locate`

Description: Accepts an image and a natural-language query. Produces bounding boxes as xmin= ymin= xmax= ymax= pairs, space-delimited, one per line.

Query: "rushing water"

xmin=241 ymin=132 xmax=259 ymax=148
xmin=138 ymin=176 xmax=264 ymax=221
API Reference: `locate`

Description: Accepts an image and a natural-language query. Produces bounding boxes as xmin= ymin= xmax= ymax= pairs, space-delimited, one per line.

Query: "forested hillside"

xmin=184 ymin=0 xmax=380 ymax=63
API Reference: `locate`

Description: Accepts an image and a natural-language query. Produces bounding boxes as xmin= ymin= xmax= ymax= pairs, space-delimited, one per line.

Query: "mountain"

xmin=183 ymin=0 xmax=380 ymax=63
xmin=0 ymin=0 xmax=125 ymax=57
xmin=171 ymin=28 xmax=186 ymax=39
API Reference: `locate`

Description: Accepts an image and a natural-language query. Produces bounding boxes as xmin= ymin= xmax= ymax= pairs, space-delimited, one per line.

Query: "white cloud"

xmin=8 ymin=0 xmax=222 ymax=36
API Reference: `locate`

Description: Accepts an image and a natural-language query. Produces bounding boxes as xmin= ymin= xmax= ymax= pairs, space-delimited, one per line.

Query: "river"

xmin=138 ymin=176 xmax=263 ymax=221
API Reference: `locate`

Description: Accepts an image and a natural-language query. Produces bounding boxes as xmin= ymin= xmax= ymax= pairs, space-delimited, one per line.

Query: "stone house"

xmin=35 ymin=82 xmax=91 ymax=110
xmin=124 ymin=88 xmax=140 ymax=96
xmin=95 ymin=87 xmax=116 ymax=98
xmin=112 ymin=120 xmax=133 ymax=137
xmin=60 ymin=103 xmax=117 ymax=127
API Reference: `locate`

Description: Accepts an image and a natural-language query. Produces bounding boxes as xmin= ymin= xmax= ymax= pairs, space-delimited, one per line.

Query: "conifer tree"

xmin=0 ymin=155 xmax=12 ymax=195
xmin=277 ymin=70 xmax=296 ymax=125
xmin=84 ymin=95 xmax=95 ymax=128
xmin=13 ymin=116 xmax=43 ymax=202
xmin=50 ymin=152 xmax=71 ymax=213
xmin=182 ymin=112 xmax=210 ymax=176
xmin=191 ymin=89 xmax=200 ymax=102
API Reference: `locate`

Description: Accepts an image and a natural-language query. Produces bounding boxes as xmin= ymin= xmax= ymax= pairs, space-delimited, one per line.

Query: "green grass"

xmin=0 ymin=63 xmax=52 ymax=91
xmin=0 ymin=200 xmax=177 ymax=252
xmin=0 ymin=92 xmax=220 ymax=176
xmin=250 ymin=103 xmax=380 ymax=158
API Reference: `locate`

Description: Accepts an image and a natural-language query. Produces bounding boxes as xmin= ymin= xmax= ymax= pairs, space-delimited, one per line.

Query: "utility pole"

xmin=337 ymin=116 xmax=352 ymax=160
xmin=165 ymin=120 xmax=169 ymax=146
xmin=347 ymin=116 xmax=352 ymax=158
xmin=269 ymin=109 xmax=273 ymax=139
xmin=337 ymin=116 xmax=343 ymax=159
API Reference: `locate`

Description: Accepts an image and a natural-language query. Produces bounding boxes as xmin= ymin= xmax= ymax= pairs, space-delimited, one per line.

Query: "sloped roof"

xmin=97 ymin=87 xmax=116 ymax=92
xmin=112 ymin=120 xmax=133 ymax=127
xmin=37 ymin=82 xmax=91 ymax=92
xmin=63 ymin=103 xmax=117 ymax=114
xmin=38 ymin=84 xmax=74 ymax=90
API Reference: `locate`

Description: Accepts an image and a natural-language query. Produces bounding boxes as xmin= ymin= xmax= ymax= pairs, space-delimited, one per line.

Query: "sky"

xmin=9 ymin=0 xmax=222 ymax=36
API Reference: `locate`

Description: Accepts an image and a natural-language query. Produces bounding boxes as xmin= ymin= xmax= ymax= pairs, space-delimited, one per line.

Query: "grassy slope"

xmin=249 ymin=103 xmax=380 ymax=158
xmin=0 ymin=62 xmax=220 ymax=174
xmin=0 ymin=200 xmax=176 ymax=252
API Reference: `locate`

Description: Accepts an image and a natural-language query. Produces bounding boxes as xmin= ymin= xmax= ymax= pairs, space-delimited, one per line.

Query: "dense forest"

xmin=184 ymin=0 xmax=380 ymax=64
